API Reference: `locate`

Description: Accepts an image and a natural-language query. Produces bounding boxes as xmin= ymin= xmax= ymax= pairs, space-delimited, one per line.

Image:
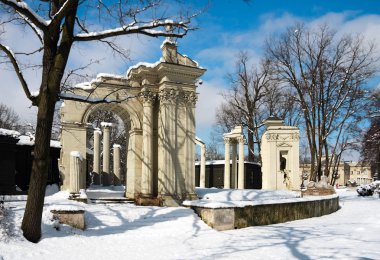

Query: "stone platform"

xmin=185 ymin=195 xmax=339 ymax=231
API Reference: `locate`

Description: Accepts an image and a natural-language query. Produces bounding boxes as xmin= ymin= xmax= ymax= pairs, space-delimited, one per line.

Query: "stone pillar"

xmin=238 ymin=137 xmax=245 ymax=189
xmin=199 ymin=143 xmax=206 ymax=188
xmin=224 ymin=138 xmax=231 ymax=189
xmin=92 ymin=129 xmax=101 ymax=185
xmin=101 ymin=122 xmax=113 ymax=186
xmin=141 ymin=89 xmax=155 ymax=197
xmin=231 ymin=141 xmax=237 ymax=189
xmin=70 ymin=151 xmax=83 ymax=193
xmin=126 ymin=129 xmax=143 ymax=199
xmin=113 ymin=144 xmax=121 ymax=185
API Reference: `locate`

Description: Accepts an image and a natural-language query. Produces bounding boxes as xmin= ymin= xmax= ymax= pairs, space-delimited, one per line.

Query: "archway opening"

xmin=85 ymin=104 xmax=132 ymax=187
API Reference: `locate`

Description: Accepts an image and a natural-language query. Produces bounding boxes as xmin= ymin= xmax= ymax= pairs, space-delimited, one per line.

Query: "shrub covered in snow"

xmin=356 ymin=183 xmax=377 ymax=196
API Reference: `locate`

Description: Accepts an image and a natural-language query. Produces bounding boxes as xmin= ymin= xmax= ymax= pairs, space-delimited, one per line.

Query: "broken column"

xmin=113 ymin=144 xmax=121 ymax=185
xmin=70 ymin=151 xmax=83 ymax=193
xmin=92 ymin=129 xmax=101 ymax=185
xmin=101 ymin=122 xmax=113 ymax=186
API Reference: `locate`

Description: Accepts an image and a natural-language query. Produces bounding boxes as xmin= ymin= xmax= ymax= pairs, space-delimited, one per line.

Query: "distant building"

xmin=299 ymin=161 xmax=373 ymax=186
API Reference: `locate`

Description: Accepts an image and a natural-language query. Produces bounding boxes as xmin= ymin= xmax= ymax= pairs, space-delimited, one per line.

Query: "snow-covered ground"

xmin=1 ymin=188 xmax=379 ymax=260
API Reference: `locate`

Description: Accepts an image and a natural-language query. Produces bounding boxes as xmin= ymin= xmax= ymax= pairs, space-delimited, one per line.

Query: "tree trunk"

xmin=21 ymin=90 xmax=56 ymax=242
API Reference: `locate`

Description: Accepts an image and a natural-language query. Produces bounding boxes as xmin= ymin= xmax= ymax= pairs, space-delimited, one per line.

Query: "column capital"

xmin=140 ymin=88 xmax=157 ymax=105
xmin=159 ymin=88 xmax=178 ymax=104
xmin=237 ymin=136 xmax=245 ymax=144
xmin=224 ymin=137 xmax=231 ymax=144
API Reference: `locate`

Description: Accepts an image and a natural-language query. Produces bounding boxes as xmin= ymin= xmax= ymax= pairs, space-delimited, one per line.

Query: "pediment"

xmin=277 ymin=142 xmax=292 ymax=147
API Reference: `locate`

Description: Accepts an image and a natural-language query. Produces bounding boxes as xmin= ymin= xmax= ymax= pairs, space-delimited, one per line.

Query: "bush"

xmin=357 ymin=183 xmax=377 ymax=196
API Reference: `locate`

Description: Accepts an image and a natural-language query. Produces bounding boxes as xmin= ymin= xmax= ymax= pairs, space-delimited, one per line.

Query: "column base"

xmin=160 ymin=192 xmax=198 ymax=207
xmin=136 ymin=195 xmax=161 ymax=206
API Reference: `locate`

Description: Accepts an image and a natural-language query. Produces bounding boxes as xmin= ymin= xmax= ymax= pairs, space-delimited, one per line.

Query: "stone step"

xmin=89 ymin=197 xmax=135 ymax=204
xmin=86 ymin=186 xmax=125 ymax=199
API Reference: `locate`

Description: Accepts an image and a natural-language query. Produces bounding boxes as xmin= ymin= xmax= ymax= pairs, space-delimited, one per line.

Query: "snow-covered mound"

xmin=357 ymin=181 xmax=380 ymax=196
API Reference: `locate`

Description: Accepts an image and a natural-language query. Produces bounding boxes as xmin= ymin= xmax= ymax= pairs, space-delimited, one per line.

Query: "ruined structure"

xmin=261 ymin=117 xmax=301 ymax=190
xmin=59 ymin=40 xmax=205 ymax=206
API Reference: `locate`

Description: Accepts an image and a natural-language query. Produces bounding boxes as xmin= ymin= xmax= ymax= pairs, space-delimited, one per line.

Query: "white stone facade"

xmin=59 ymin=41 xmax=205 ymax=205
xmin=261 ymin=117 xmax=301 ymax=190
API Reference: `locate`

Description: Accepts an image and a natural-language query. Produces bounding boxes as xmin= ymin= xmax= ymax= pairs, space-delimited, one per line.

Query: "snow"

xmin=30 ymin=90 xmax=40 ymax=97
xmin=5 ymin=0 xmax=51 ymax=26
xmin=183 ymin=188 xmax=338 ymax=208
xmin=0 ymin=128 xmax=20 ymax=138
xmin=160 ymin=38 xmax=177 ymax=49
xmin=1 ymin=189 xmax=380 ymax=259
xmin=126 ymin=61 xmax=161 ymax=78
xmin=16 ymin=135 xmax=61 ymax=148
xmin=70 ymin=151 xmax=83 ymax=159
xmin=100 ymin=122 xmax=113 ymax=127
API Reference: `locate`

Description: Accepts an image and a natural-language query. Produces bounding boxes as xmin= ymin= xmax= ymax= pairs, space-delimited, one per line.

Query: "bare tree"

xmin=266 ymin=24 xmax=377 ymax=181
xmin=216 ymin=52 xmax=274 ymax=161
xmin=0 ymin=103 xmax=20 ymax=130
xmin=215 ymin=52 xmax=301 ymax=162
xmin=0 ymin=0 xmax=198 ymax=242
xmin=361 ymin=90 xmax=380 ymax=179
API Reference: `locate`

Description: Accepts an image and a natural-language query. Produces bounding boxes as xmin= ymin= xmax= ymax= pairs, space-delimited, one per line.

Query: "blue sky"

xmin=1 ymin=0 xmax=380 ymax=157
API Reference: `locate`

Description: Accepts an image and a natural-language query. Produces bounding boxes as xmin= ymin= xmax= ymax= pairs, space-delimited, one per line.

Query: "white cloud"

xmin=195 ymin=78 xmax=226 ymax=140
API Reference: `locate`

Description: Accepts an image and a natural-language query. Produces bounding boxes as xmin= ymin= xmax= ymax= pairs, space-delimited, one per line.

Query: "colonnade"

xmin=92 ymin=122 xmax=122 ymax=186
xmin=223 ymin=126 xmax=245 ymax=189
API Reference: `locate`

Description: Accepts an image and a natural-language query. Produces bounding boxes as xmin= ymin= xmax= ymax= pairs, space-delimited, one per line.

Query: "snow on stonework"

xmin=126 ymin=60 xmax=161 ymax=78
xmin=182 ymin=188 xmax=340 ymax=208
xmin=100 ymin=122 xmax=113 ymax=127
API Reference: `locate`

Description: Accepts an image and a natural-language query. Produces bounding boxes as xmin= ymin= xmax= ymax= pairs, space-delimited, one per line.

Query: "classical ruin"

xmin=223 ymin=125 xmax=245 ymax=189
xmin=260 ymin=116 xmax=301 ymax=190
xmin=59 ymin=40 xmax=205 ymax=206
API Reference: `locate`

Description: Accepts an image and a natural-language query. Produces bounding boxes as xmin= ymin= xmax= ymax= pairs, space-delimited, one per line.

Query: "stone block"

xmin=51 ymin=209 xmax=85 ymax=230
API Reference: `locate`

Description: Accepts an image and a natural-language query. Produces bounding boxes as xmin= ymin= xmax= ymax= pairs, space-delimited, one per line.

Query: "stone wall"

xmin=191 ymin=196 xmax=339 ymax=231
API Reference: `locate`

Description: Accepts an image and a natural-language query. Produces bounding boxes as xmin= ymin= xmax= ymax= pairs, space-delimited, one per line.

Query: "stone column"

xmin=141 ymin=89 xmax=155 ymax=197
xmin=101 ymin=122 xmax=113 ymax=186
xmin=238 ymin=137 xmax=245 ymax=189
xmin=224 ymin=138 xmax=231 ymax=189
xmin=231 ymin=141 xmax=237 ymax=189
xmin=70 ymin=151 xmax=83 ymax=193
xmin=92 ymin=129 xmax=101 ymax=185
xmin=199 ymin=143 xmax=206 ymax=188
xmin=113 ymin=144 xmax=121 ymax=185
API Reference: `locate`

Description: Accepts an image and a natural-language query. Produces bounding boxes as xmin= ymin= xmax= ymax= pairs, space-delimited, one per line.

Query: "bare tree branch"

xmin=0 ymin=43 xmax=35 ymax=103
xmin=0 ymin=0 xmax=48 ymax=29
xmin=73 ymin=20 xmax=192 ymax=41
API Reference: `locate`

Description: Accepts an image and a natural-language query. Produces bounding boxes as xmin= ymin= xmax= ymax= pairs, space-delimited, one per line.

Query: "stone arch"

xmin=59 ymin=40 xmax=206 ymax=206
xmin=81 ymin=102 xmax=142 ymax=130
